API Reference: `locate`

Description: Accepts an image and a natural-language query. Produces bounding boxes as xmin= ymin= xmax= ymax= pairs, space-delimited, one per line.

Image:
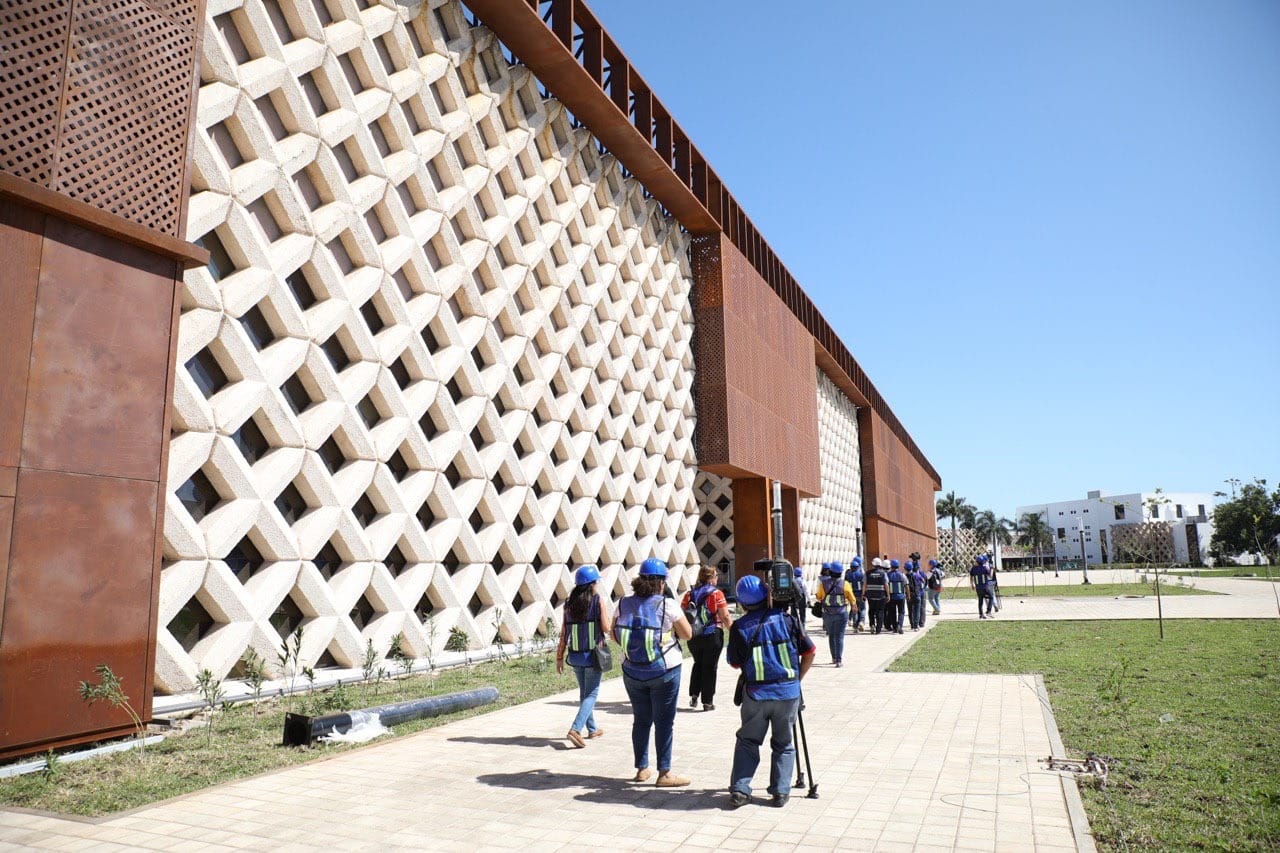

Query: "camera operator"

xmin=726 ymin=572 xmax=815 ymax=808
xmin=863 ymin=558 xmax=889 ymax=634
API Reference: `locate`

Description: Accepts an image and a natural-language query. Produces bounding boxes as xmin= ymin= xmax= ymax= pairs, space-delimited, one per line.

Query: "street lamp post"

xmin=1078 ymin=523 xmax=1091 ymax=585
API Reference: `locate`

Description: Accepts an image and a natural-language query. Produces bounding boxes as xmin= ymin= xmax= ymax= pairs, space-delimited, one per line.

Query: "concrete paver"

xmin=4 ymin=575 xmax=1276 ymax=851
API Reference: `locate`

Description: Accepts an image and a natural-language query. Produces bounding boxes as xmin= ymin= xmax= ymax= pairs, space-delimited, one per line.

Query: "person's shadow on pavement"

xmin=477 ymin=768 xmax=723 ymax=810
xmin=448 ymin=735 xmax=573 ymax=750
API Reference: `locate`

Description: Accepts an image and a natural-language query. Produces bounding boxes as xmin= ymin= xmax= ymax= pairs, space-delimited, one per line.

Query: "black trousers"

xmin=907 ymin=595 xmax=919 ymax=629
xmin=867 ymin=599 xmax=886 ymax=633
xmin=687 ymin=630 xmax=724 ymax=703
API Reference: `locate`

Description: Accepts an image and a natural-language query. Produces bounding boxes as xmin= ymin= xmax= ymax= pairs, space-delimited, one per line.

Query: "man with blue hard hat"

xmin=726 ymin=573 xmax=815 ymax=808
xmin=844 ymin=557 xmax=866 ymax=633
xmin=885 ymin=559 xmax=907 ymax=634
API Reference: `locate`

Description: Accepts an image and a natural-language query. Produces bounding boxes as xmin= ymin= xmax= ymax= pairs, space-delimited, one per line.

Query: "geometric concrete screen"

xmin=800 ymin=369 xmax=864 ymax=572
xmin=160 ymin=0 xmax=698 ymax=693
xmin=693 ymin=471 xmax=735 ymax=572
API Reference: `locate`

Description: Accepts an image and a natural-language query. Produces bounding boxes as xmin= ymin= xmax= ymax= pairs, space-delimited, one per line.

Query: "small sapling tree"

xmin=79 ymin=664 xmax=147 ymax=758
xmin=194 ymin=668 xmax=225 ymax=745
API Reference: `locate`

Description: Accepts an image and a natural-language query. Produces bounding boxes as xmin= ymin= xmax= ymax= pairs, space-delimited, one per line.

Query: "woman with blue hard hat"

xmin=613 ymin=557 xmax=694 ymax=786
xmin=557 ymin=565 xmax=614 ymax=748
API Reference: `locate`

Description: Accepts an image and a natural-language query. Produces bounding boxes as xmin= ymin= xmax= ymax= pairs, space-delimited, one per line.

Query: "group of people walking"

xmin=805 ymin=556 xmax=946 ymax=664
xmin=554 ymin=558 xmax=815 ymax=805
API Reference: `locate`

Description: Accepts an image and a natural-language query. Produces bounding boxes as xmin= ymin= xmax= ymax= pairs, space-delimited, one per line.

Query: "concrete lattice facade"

xmin=800 ymin=369 xmax=864 ymax=571
xmin=693 ymin=471 xmax=735 ymax=572
xmin=161 ymin=0 xmax=702 ymax=693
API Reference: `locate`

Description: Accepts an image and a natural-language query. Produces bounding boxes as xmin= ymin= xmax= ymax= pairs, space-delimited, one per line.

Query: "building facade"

xmin=0 ymin=0 xmax=939 ymax=759
xmin=1017 ymin=490 xmax=1215 ymax=567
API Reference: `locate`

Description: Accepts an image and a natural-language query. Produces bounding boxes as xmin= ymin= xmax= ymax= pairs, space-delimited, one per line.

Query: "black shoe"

xmin=703 ymin=703 xmax=715 ymax=711
xmin=771 ymin=794 xmax=790 ymax=808
xmin=689 ymin=696 xmax=698 ymax=708
xmin=728 ymin=791 xmax=750 ymax=809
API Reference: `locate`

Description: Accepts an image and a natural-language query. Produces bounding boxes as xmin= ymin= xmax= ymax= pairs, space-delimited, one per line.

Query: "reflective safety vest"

xmin=864 ymin=569 xmax=888 ymax=600
xmin=888 ymin=571 xmax=907 ymax=600
xmin=739 ymin=610 xmax=800 ymax=686
xmin=821 ymin=577 xmax=847 ymax=613
xmin=614 ymin=595 xmax=677 ymax=681
xmin=845 ymin=569 xmax=864 ymax=594
xmin=564 ymin=595 xmax=602 ymax=668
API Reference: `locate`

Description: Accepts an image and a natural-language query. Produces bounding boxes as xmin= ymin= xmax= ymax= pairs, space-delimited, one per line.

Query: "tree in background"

xmin=1016 ymin=511 xmax=1051 ymax=570
xmin=973 ymin=510 xmax=1014 ymax=561
xmin=936 ymin=491 xmax=977 ymax=567
xmin=1211 ymin=479 xmax=1280 ymax=564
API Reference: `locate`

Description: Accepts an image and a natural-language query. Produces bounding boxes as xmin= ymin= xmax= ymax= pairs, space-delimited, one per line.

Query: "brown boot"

xmin=655 ymin=771 xmax=690 ymax=788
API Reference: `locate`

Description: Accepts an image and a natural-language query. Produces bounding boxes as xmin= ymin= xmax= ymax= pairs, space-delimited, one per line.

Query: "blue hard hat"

xmin=736 ymin=574 xmax=767 ymax=606
xmin=976 ymin=554 xmax=988 ymax=563
xmin=890 ymin=559 xmax=900 ymax=569
xmin=852 ymin=556 xmax=862 ymax=567
xmin=639 ymin=557 xmax=668 ymax=577
xmin=831 ymin=561 xmax=844 ymax=573
xmin=574 ymin=565 xmax=600 ymax=586
xmin=794 ymin=566 xmax=803 ymax=577
xmin=929 ymin=559 xmax=938 ymax=567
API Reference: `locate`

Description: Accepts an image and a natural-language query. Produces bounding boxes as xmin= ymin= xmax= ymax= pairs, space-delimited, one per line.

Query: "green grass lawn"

xmin=1167 ymin=567 xmax=1277 ymax=578
xmin=0 ymin=651 xmax=606 ymax=816
xmin=942 ymin=581 xmax=1213 ymax=599
xmin=891 ymin=620 xmax=1280 ymax=851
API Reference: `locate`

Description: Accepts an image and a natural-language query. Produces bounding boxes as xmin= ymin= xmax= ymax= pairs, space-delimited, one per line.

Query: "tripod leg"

xmin=796 ymin=707 xmax=819 ymax=798
xmin=792 ymin=722 xmax=806 ymax=788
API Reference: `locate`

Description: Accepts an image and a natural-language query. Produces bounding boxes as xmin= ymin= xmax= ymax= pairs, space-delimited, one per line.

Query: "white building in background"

xmin=1016 ymin=490 xmax=1216 ymax=567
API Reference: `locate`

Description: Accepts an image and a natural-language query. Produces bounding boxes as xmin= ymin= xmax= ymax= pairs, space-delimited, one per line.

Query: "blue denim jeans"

xmin=821 ymin=609 xmax=848 ymax=663
xmin=571 ymin=664 xmax=602 ymax=734
xmin=927 ymin=589 xmax=941 ymax=613
xmin=853 ymin=596 xmax=865 ymax=629
xmin=622 ymin=665 xmax=681 ymax=771
xmin=730 ymin=694 xmax=800 ymax=798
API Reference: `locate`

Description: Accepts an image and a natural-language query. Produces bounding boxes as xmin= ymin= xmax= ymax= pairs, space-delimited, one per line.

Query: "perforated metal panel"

xmin=0 ymin=0 xmax=73 ymax=186
xmin=0 ymin=0 xmax=203 ymax=236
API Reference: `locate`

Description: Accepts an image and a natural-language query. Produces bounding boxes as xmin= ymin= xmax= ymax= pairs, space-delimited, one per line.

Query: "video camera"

xmin=754 ymin=557 xmax=799 ymax=606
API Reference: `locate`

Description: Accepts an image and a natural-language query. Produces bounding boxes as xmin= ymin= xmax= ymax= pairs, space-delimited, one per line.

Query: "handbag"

xmin=591 ymin=642 xmax=613 ymax=672
xmin=810 ymin=601 xmax=823 ymax=619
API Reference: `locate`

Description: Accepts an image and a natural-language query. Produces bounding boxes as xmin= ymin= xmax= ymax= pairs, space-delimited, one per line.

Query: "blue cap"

xmin=736 ymin=574 xmax=767 ymax=606
xmin=574 ymin=565 xmax=600 ymax=586
xmin=890 ymin=559 xmax=900 ymax=569
xmin=639 ymin=557 xmax=668 ymax=577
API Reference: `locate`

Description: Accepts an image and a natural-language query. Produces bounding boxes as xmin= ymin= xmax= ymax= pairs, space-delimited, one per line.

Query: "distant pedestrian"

xmin=926 ymin=559 xmax=945 ymax=615
xmin=791 ymin=566 xmax=809 ymax=628
xmin=845 ymin=557 xmax=866 ymax=633
xmin=909 ymin=559 xmax=928 ymax=629
xmin=863 ymin=558 xmax=889 ymax=634
xmin=815 ymin=562 xmax=856 ymax=666
xmin=886 ymin=560 xmax=907 ymax=634
xmin=989 ymin=562 xmax=1002 ymax=613
xmin=682 ymin=565 xmax=734 ymax=711
xmin=970 ymin=554 xmax=995 ymax=619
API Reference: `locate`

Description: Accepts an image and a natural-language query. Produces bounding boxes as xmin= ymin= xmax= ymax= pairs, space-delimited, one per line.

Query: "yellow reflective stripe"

xmin=619 ymin=627 xmax=631 ymax=652
xmin=752 ymin=646 xmax=765 ymax=681
xmin=776 ymin=643 xmax=795 ymax=679
xmin=645 ymin=629 xmax=657 ymax=661
xmin=587 ymin=624 xmax=596 ymax=647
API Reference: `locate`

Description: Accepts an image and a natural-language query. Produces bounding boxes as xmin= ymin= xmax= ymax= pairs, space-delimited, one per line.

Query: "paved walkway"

xmin=4 ymin=575 xmax=1277 ymax=852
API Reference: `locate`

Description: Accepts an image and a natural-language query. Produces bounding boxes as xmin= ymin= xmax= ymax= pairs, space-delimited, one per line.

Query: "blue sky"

xmin=587 ymin=0 xmax=1280 ymax=519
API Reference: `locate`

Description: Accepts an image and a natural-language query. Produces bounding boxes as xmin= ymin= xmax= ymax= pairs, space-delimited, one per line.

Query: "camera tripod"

xmin=792 ymin=691 xmax=819 ymax=798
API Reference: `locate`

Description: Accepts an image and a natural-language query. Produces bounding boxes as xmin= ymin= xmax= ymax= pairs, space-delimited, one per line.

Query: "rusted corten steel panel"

xmin=0 ymin=0 xmax=205 ymax=239
xmin=0 ymin=496 xmax=12 ymax=637
xmin=694 ymin=234 xmax=821 ymax=497
xmin=0 ymin=469 xmax=159 ymax=758
xmin=0 ymin=204 xmax=42 ymax=471
xmin=21 ymin=220 xmax=179 ymax=482
xmin=468 ymin=0 xmax=938 ymax=485
xmin=860 ymin=408 xmax=940 ymax=561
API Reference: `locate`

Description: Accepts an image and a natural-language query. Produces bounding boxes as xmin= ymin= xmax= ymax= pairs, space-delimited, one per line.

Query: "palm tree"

xmin=973 ymin=510 xmax=1014 ymax=564
xmin=936 ymin=491 xmax=976 ymax=567
xmin=1016 ymin=511 xmax=1050 ymax=571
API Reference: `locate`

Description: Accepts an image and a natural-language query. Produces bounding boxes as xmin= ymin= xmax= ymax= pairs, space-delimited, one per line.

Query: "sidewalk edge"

xmin=1034 ymin=674 xmax=1097 ymax=853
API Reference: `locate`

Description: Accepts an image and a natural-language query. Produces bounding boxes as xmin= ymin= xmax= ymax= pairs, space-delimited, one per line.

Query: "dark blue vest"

xmin=738 ymin=610 xmax=800 ymax=686
xmin=564 ymin=595 xmax=601 ymax=668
